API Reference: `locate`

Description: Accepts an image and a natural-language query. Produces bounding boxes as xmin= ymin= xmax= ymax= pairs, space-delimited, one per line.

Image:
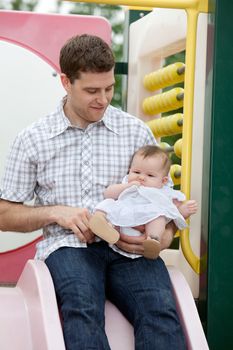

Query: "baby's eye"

xmin=148 ymin=174 xmax=155 ymax=177
xmin=134 ymin=171 xmax=140 ymax=174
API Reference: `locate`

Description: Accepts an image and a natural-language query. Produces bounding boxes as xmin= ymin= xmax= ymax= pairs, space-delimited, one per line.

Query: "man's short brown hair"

xmin=59 ymin=34 xmax=115 ymax=83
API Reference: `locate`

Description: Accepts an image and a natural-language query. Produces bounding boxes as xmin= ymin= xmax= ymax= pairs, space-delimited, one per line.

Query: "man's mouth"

xmin=91 ymin=106 xmax=105 ymax=110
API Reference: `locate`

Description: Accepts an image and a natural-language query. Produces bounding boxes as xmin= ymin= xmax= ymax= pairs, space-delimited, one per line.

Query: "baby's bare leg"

xmin=143 ymin=216 xmax=166 ymax=260
xmin=89 ymin=211 xmax=120 ymax=244
xmin=146 ymin=216 xmax=167 ymax=241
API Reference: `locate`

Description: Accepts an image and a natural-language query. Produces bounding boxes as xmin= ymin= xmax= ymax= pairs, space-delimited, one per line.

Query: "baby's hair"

xmin=132 ymin=145 xmax=171 ymax=176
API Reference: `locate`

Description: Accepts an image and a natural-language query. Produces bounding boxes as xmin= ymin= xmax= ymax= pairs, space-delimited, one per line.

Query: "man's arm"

xmin=0 ymin=200 xmax=94 ymax=243
xmin=160 ymin=221 xmax=177 ymax=250
xmin=0 ymin=200 xmax=54 ymax=232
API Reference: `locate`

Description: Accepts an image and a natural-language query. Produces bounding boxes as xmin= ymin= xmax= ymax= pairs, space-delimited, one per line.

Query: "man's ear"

xmin=60 ymin=73 xmax=70 ymax=92
xmin=162 ymin=176 xmax=169 ymax=185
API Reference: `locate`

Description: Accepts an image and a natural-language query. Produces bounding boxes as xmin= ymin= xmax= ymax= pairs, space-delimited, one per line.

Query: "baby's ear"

xmin=162 ymin=176 xmax=169 ymax=184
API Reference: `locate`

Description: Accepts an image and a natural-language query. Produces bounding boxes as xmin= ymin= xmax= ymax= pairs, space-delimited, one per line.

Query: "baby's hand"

xmin=177 ymin=200 xmax=198 ymax=219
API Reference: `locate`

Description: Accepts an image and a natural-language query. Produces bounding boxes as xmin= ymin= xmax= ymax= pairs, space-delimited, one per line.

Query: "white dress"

xmin=95 ymin=182 xmax=187 ymax=259
xmin=95 ymin=184 xmax=187 ymax=230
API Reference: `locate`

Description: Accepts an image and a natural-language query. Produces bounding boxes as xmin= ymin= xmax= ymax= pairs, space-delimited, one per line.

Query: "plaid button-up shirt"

xmin=1 ymin=99 xmax=156 ymax=260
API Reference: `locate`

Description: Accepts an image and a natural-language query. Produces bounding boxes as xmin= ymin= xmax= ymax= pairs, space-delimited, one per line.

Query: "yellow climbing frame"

xmin=65 ymin=0 xmax=209 ymax=274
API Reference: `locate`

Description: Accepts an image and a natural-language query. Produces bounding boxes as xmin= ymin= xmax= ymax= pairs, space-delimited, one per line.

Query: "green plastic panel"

xmin=206 ymin=0 xmax=233 ymax=348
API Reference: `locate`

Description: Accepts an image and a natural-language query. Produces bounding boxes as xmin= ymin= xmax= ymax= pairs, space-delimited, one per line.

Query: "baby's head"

xmin=128 ymin=145 xmax=171 ymax=188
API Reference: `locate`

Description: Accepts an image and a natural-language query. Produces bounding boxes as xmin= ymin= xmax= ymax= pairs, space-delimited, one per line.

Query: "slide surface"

xmin=0 ymin=260 xmax=208 ymax=350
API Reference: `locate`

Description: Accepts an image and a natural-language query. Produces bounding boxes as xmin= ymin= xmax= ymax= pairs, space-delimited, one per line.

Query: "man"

xmin=0 ymin=34 xmax=186 ymax=349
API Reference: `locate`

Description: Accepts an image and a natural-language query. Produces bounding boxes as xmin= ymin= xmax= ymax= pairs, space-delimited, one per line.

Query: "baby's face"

xmin=128 ymin=154 xmax=168 ymax=188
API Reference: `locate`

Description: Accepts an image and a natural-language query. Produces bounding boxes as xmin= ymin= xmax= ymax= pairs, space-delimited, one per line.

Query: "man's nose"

xmin=97 ymin=92 xmax=108 ymax=104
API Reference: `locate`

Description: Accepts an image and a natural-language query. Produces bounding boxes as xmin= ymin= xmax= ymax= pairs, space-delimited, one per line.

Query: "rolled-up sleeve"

xmin=1 ymin=132 xmax=37 ymax=202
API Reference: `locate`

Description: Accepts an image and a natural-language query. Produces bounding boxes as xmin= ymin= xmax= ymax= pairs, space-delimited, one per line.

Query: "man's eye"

xmin=106 ymin=87 xmax=113 ymax=92
xmin=87 ymin=90 xmax=96 ymax=94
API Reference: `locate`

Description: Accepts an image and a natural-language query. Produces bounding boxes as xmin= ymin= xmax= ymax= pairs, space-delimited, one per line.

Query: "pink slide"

xmin=0 ymin=259 xmax=208 ymax=350
xmin=0 ymin=260 xmax=65 ymax=350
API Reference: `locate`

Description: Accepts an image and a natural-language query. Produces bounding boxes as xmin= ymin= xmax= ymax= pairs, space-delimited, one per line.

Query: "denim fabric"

xmin=45 ymin=242 xmax=186 ymax=350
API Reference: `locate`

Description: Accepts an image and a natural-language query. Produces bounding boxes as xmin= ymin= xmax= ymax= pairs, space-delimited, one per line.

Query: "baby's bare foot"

xmin=178 ymin=200 xmax=197 ymax=218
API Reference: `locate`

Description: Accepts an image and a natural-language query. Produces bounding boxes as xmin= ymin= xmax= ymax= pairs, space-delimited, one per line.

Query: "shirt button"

xmin=84 ymin=161 xmax=89 ymax=166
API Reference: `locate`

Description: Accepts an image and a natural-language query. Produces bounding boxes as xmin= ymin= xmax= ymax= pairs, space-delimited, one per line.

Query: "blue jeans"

xmin=45 ymin=242 xmax=186 ymax=350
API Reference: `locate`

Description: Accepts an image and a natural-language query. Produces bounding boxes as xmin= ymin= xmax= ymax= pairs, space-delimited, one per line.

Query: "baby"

xmin=89 ymin=145 xmax=197 ymax=259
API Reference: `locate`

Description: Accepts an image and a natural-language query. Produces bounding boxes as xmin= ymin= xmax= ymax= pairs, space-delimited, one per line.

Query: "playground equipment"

xmin=76 ymin=4 xmax=233 ymax=349
xmin=126 ymin=6 xmax=208 ymax=300
xmin=147 ymin=113 xmax=183 ymax=137
xmin=142 ymin=87 xmax=184 ymax=115
xmin=0 ymin=7 xmax=208 ymax=349
xmin=4 ymin=0 xmax=233 ymax=348
xmin=0 ymin=259 xmax=208 ymax=349
xmin=143 ymin=62 xmax=185 ymax=91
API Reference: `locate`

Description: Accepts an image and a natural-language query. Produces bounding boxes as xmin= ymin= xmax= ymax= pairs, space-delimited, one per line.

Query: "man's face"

xmin=61 ymin=69 xmax=115 ymax=128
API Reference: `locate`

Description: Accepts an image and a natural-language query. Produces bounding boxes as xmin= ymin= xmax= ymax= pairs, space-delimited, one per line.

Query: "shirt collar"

xmin=48 ymin=98 xmax=120 ymax=138
xmin=99 ymin=105 xmax=120 ymax=135
xmin=48 ymin=97 xmax=71 ymax=138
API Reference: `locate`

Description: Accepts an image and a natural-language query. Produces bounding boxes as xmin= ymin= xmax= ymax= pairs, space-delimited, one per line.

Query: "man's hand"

xmin=50 ymin=205 xmax=95 ymax=243
xmin=115 ymin=222 xmax=176 ymax=255
xmin=115 ymin=226 xmax=147 ymax=255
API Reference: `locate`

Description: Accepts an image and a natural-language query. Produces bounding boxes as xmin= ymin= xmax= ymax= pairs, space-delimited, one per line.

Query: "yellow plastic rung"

xmin=146 ymin=113 xmax=183 ymax=138
xmin=170 ymin=164 xmax=181 ymax=186
xmin=159 ymin=141 xmax=173 ymax=152
xmin=143 ymin=62 xmax=185 ymax=91
xmin=142 ymin=87 xmax=184 ymax=115
xmin=174 ymin=138 xmax=182 ymax=158
xmin=124 ymin=5 xmax=153 ymax=10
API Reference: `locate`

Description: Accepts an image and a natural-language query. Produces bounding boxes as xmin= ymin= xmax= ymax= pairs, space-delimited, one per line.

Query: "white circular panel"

xmin=0 ymin=41 xmax=65 ymax=251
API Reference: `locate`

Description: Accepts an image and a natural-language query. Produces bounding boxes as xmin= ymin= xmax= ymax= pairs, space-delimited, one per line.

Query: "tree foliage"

xmin=0 ymin=0 xmax=38 ymax=10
